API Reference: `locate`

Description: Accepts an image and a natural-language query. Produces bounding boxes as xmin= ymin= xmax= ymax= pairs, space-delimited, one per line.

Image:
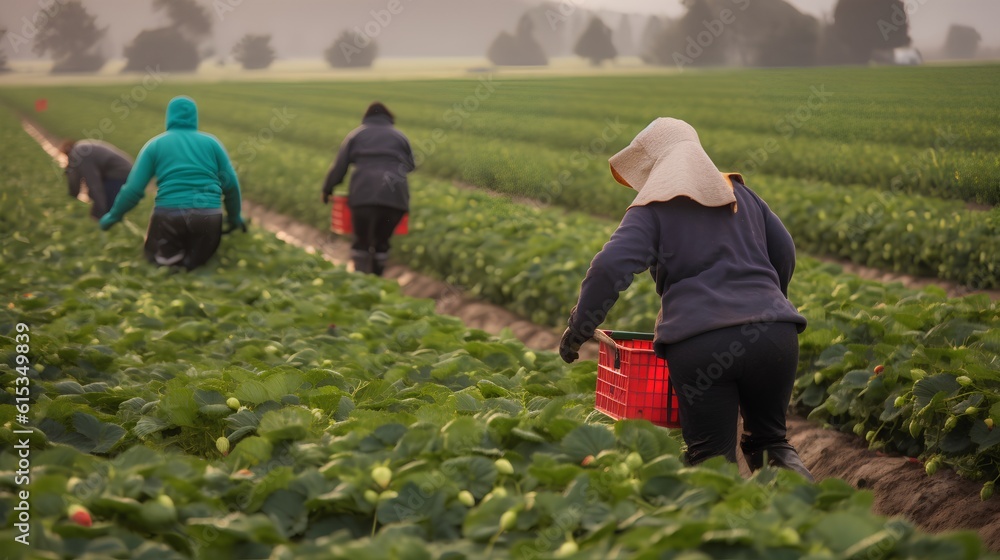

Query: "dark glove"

xmin=322 ymin=192 xmax=331 ymax=205
xmin=559 ymin=327 xmax=590 ymax=364
xmin=223 ymin=216 xmax=247 ymax=234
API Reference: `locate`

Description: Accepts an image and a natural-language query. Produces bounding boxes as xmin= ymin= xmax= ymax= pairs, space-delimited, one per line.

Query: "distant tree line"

xmin=5 ymin=0 xmax=988 ymax=75
xmin=485 ymin=0 xmax=986 ymax=70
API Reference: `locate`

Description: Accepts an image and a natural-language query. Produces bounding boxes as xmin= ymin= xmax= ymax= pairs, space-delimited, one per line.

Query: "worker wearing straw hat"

xmin=560 ymin=118 xmax=813 ymax=481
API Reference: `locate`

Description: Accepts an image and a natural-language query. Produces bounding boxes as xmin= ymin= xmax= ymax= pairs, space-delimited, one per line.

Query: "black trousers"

xmin=89 ymin=178 xmax=125 ymax=219
xmin=350 ymin=205 xmax=405 ymax=276
xmin=143 ymin=208 xmax=223 ymax=271
xmin=663 ymin=322 xmax=802 ymax=466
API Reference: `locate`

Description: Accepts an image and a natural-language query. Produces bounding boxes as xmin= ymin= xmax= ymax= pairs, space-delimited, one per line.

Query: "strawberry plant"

xmin=0 ymin=105 xmax=994 ymax=558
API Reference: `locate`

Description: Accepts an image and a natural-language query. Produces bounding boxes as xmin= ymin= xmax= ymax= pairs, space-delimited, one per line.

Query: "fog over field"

xmin=0 ymin=0 xmax=996 ymax=62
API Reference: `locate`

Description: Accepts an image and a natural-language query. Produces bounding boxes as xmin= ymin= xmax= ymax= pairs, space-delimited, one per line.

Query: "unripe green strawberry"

xmin=625 ymin=452 xmax=643 ymax=470
xmin=945 ymin=416 xmax=958 ymax=431
xmin=981 ymin=481 xmax=994 ymax=501
xmin=909 ymin=420 xmax=922 ymax=438
xmin=457 ymin=490 xmax=475 ymax=507
xmin=371 ymin=465 xmax=392 ymax=489
xmin=966 ymin=406 xmax=978 ymax=415
xmin=216 ymin=436 xmax=230 ymax=456
xmin=956 ymin=376 xmax=973 ymax=386
xmin=491 ymin=486 xmax=508 ymax=499
xmin=555 ymin=540 xmax=579 ymax=557
xmin=226 ymin=397 xmax=241 ymax=410
xmin=524 ymin=491 xmax=536 ymax=510
xmin=523 ymin=351 xmax=536 ymax=366
xmin=986 ymin=418 xmax=995 ymax=430
xmin=495 ymin=458 xmax=514 ymax=475
xmin=925 ymin=458 xmax=940 ymax=476
xmin=893 ymin=396 xmax=906 ymax=408
xmin=865 ymin=430 xmax=876 ymax=442
xmin=777 ymin=527 xmax=801 ymax=546
xmin=853 ymin=423 xmax=865 ymax=436
xmin=364 ymin=489 xmax=379 ymax=504
xmin=813 ymin=372 xmax=823 ymax=385
xmin=379 ymin=490 xmax=398 ymax=501
xmin=500 ymin=510 xmax=517 ymax=531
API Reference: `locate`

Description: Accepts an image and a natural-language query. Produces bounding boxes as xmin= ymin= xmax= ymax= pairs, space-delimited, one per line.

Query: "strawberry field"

xmin=1 ymin=64 xmax=1000 ymax=557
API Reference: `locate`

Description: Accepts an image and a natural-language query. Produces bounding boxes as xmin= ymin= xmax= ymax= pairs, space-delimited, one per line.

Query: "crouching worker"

xmin=99 ymin=96 xmax=245 ymax=271
xmin=61 ymin=139 xmax=133 ymax=220
xmin=322 ymin=101 xmax=415 ymax=276
xmin=560 ymin=118 xmax=814 ymax=482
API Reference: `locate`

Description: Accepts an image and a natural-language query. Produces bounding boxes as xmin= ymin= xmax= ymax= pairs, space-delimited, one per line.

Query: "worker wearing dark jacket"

xmin=99 ymin=96 xmax=244 ymax=271
xmin=560 ymin=118 xmax=813 ymax=481
xmin=322 ymin=102 xmax=415 ymax=276
xmin=61 ymin=139 xmax=133 ymax=219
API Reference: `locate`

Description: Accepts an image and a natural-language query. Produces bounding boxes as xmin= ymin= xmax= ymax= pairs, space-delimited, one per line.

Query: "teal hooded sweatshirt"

xmin=102 ymin=96 xmax=242 ymax=226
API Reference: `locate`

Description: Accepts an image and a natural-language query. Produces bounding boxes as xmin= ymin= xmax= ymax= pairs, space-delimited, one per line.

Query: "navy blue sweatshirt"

xmin=322 ymin=114 xmax=416 ymax=212
xmin=568 ymin=178 xmax=807 ymax=354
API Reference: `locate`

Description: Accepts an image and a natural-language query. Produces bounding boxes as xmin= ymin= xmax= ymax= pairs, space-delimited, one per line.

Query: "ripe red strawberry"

xmin=68 ymin=504 xmax=92 ymax=527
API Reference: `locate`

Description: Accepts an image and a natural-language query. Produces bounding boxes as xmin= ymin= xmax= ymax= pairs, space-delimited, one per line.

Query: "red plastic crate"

xmin=330 ymin=195 xmax=408 ymax=236
xmin=595 ymin=330 xmax=680 ymax=428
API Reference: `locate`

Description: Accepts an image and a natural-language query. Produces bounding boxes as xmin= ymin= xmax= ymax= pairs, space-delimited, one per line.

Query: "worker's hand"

xmin=322 ymin=192 xmax=331 ymax=205
xmin=559 ymin=327 xmax=589 ymax=364
xmin=98 ymin=214 xmax=119 ymax=231
xmin=223 ymin=216 xmax=247 ymax=234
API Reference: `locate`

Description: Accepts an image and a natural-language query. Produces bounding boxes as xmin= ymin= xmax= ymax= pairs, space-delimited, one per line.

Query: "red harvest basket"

xmin=595 ymin=330 xmax=680 ymax=428
xmin=330 ymin=195 xmax=408 ymax=236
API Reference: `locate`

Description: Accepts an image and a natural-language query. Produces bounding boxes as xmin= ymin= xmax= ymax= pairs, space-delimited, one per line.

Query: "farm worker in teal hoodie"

xmin=99 ymin=96 xmax=245 ymax=270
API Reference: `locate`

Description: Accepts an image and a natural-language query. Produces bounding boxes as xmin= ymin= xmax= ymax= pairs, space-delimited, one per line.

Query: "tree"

xmin=638 ymin=16 xmax=663 ymax=63
xmin=152 ymin=0 xmax=211 ymax=40
xmin=233 ymin=34 xmax=276 ymax=70
xmin=614 ymin=14 xmax=635 ymax=57
xmin=732 ymin=0 xmax=820 ymax=67
xmin=573 ymin=16 xmax=616 ymax=66
xmin=325 ymin=30 xmax=377 ymax=68
xmin=123 ymin=27 xmax=200 ymax=72
xmin=645 ymin=0 xmax=727 ymax=68
xmin=0 ymin=29 xmax=9 ymax=73
xmin=832 ymin=0 xmax=910 ymax=64
xmin=487 ymin=13 xmax=548 ymax=66
xmin=31 ymin=1 xmax=106 ymax=73
xmin=124 ymin=0 xmax=213 ymax=73
xmin=943 ymin=25 xmax=981 ymax=59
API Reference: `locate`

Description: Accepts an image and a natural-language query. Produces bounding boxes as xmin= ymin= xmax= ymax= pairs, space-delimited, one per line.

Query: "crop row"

xmin=3 ymin=85 xmax=998 ymax=288
xmin=86 ymin=78 xmax=1000 ymax=206
xmin=3 ymin=86 xmax=1000 ymax=482
xmin=2 ymin=111 xmax=989 ymax=558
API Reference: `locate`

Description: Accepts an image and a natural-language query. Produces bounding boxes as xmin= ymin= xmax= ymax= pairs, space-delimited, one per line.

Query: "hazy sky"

xmin=582 ymin=0 xmax=1000 ymax=47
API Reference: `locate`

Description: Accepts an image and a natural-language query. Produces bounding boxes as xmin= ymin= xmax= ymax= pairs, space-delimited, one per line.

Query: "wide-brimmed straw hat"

xmin=610 ymin=118 xmax=739 ymax=212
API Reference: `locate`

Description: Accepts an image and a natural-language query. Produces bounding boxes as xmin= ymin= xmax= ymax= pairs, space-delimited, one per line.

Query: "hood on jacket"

xmin=609 ymin=118 xmax=738 ymax=212
xmin=166 ymin=96 xmax=199 ymax=131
